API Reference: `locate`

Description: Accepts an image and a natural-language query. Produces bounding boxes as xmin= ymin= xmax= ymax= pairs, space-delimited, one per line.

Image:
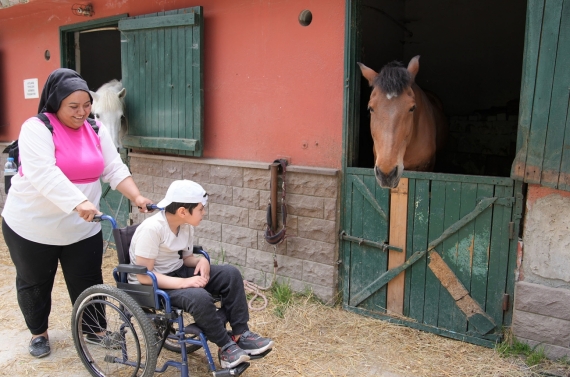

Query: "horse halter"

xmin=264 ymin=159 xmax=288 ymax=245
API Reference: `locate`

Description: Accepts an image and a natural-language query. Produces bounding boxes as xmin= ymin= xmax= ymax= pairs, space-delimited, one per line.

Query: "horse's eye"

xmin=368 ymin=106 xmax=373 ymax=113
xmin=409 ymin=105 xmax=416 ymax=112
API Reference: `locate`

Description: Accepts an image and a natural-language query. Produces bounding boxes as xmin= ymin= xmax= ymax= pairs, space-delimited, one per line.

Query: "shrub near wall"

xmin=129 ymin=154 xmax=340 ymax=303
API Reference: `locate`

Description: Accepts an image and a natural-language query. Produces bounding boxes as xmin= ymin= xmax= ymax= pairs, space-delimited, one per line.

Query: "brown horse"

xmin=358 ymin=56 xmax=447 ymax=188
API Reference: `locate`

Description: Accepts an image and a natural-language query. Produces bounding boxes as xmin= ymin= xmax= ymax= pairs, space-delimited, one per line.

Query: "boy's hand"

xmin=194 ymin=258 xmax=210 ymax=281
xmin=183 ymin=275 xmax=209 ymax=288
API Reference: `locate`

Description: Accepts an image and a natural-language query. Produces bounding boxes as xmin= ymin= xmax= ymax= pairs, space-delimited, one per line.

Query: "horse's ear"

xmin=90 ymin=90 xmax=99 ymax=101
xmin=118 ymin=88 xmax=127 ymax=99
xmin=358 ymin=62 xmax=378 ymax=86
xmin=407 ymin=55 xmax=420 ymax=81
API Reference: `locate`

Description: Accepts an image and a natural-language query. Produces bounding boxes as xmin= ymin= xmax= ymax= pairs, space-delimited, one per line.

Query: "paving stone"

xmin=287 ymin=236 xmax=336 ymax=265
xmin=209 ymin=203 xmax=249 ymax=227
xmin=287 ymin=193 xmax=324 ymax=218
xmin=287 ymin=172 xmax=338 ymax=198
xmin=162 ymin=160 xmax=183 ymax=179
xmin=222 ymin=224 xmax=258 ymax=248
xmin=210 ymin=165 xmax=243 ymax=187
xmin=248 ymin=209 xmax=267 ymax=231
xmin=515 ymin=281 xmax=570 ymax=321
xmin=324 ymin=197 xmax=337 ymax=221
xmin=132 ymin=173 xmax=153 ymax=193
xmin=153 ymin=176 xmax=175 ymax=195
xmin=233 ymin=187 xmax=259 ymax=209
xmin=303 ymin=260 xmax=336 ymax=287
xmin=130 ymin=157 xmax=163 ymax=177
xmin=194 ymin=220 xmax=222 ymax=242
xmin=182 ymin=161 xmax=211 ymax=183
xmin=243 ymin=168 xmax=270 ymax=190
xmin=297 ymin=217 xmax=337 ymax=243
xmin=203 ymin=183 xmax=233 ymax=205
xmin=219 ymin=241 xmax=247 ymax=266
xmin=513 ymin=310 xmax=570 ymax=347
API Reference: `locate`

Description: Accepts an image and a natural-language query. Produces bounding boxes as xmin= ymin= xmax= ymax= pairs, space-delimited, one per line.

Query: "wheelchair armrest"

xmin=192 ymin=245 xmax=211 ymax=264
xmin=116 ymin=264 xmax=148 ymax=275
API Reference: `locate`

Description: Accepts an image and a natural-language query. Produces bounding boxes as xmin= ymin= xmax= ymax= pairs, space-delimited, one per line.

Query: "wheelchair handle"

xmin=141 ymin=203 xmax=163 ymax=211
xmin=93 ymin=204 xmax=161 ymax=229
xmin=92 ymin=214 xmax=117 ymax=229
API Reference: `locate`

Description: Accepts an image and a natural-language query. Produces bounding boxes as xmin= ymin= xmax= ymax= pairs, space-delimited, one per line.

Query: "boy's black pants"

xmin=3 ymin=219 xmax=105 ymax=335
xmin=165 ymin=264 xmax=249 ymax=347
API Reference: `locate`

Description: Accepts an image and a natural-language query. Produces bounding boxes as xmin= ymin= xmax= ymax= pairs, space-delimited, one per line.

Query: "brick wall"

xmin=128 ymin=153 xmax=340 ymax=303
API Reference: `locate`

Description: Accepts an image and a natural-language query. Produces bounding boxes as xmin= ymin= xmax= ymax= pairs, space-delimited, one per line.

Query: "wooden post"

xmin=387 ymin=178 xmax=408 ymax=315
xmin=270 ymin=162 xmax=279 ymax=232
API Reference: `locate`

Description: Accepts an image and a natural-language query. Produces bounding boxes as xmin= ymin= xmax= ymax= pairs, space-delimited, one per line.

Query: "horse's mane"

xmin=93 ymin=79 xmax=125 ymax=111
xmin=373 ymin=61 xmax=411 ymax=96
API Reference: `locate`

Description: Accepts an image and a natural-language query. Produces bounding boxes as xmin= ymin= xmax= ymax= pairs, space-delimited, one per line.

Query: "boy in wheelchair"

xmin=127 ymin=179 xmax=273 ymax=369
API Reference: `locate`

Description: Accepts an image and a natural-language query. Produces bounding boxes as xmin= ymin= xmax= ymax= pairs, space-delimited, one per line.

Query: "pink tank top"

xmin=37 ymin=113 xmax=105 ymax=184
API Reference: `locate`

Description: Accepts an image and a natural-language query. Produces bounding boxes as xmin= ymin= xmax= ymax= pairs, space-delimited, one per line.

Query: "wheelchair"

xmin=70 ymin=210 xmax=262 ymax=377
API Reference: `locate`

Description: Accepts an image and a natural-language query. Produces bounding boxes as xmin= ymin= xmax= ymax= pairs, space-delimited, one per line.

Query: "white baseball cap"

xmin=157 ymin=180 xmax=208 ymax=208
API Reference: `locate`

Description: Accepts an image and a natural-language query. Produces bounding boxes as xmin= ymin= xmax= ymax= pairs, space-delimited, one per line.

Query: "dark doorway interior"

xmin=355 ymin=0 xmax=527 ymax=177
xmin=78 ymin=29 xmax=122 ymax=91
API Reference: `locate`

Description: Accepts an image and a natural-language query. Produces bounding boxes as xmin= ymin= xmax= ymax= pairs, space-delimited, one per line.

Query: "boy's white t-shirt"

xmin=128 ymin=211 xmax=194 ymax=284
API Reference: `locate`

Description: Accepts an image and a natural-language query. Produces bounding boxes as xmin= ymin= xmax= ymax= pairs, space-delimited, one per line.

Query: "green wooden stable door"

xmin=341 ymin=168 xmax=523 ymax=347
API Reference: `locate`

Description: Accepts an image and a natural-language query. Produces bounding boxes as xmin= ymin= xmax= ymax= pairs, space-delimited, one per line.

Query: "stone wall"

xmin=512 ymin=185 xmax=570 ymax=359
xmin=512 ymin=281 xmax=570 ymax=359
xmin=128 ymin=153 xmax=340 ymax=303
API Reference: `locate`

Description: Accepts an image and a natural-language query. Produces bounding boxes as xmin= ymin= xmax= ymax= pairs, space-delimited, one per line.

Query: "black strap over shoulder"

xmin=2 ymin=114 xmax=100 ymax=165
xmin=264 ymin=159 xmax=288 ymax=245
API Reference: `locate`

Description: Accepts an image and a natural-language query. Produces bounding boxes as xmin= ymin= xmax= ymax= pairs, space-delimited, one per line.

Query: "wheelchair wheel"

xmin=163 ymin=312 xmax=201 ymax=354
xmin=71 ymin=284 xmax=159 ymax=377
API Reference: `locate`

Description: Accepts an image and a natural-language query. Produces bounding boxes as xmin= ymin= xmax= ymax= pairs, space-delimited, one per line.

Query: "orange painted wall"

xmin=0 ymin=0 xmax=345 ymax=169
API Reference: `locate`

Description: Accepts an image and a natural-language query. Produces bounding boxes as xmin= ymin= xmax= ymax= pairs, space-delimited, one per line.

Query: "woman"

xmin=2 ymin=68 xmax=152 ymax=358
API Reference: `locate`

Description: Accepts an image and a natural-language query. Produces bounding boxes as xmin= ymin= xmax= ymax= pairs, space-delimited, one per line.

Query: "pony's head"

xmin=90 ymin=80 xmax=127 ymax=149
xmin=358 ymin=56 xmax=420 ymax=189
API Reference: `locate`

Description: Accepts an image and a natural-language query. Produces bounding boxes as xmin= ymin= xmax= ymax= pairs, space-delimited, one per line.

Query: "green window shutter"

xmin=512 ymin=0 xmax=570 ymax=190
xmin=118 ymin=6 xmax=204 ymax=157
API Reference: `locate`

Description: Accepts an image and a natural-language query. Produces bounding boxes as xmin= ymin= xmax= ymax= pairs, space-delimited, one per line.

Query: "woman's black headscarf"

xmin=37 ymin=68 xmax=93 ymax=114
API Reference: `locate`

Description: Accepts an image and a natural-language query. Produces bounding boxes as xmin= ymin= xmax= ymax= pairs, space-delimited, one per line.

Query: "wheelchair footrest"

xmin=214 ymin=362 xmax=250 ymax=376
xmin=249 ymin=348 xmax=272 ymax=360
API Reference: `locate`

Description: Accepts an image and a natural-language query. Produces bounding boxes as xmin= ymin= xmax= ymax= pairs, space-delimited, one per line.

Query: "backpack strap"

xmin=86 ymin=117 xmax=99 ymax=134
xmin=35 ymin=113 xmax=99 ymax=134
xmin=35 ymin=113 xmax=54 ymax=134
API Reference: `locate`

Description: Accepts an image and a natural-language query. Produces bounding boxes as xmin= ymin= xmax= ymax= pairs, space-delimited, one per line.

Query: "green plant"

xmin=271 ymin=280 xmax=293 ymax=318
xmin=496 ymin=335 xmax=547 ymax=366
xmin=526 ymin=345 xmax=547 ymax=366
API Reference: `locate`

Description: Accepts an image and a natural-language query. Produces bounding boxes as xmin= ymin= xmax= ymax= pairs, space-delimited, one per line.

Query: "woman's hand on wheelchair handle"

xmin=75 ymin=200 xmax=101 ymax=222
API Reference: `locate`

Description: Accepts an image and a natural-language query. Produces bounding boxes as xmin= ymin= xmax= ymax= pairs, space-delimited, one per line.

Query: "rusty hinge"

xmin=502 ymin=293 xmax=510 ymax=311
xmin=509 ymin=222 xmax=515 ymax=239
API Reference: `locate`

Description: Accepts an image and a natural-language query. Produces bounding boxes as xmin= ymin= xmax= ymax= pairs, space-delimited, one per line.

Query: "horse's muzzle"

xmin=375 ymin=166 xmax=401 ymax=189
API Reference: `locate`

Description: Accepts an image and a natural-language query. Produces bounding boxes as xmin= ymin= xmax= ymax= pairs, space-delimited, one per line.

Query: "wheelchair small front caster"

xmin=213 ymin=362 xmax=250 ymax=376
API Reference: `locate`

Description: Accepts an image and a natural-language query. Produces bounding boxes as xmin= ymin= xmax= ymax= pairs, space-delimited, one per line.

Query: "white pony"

xmin=90 ymin=79 xmax=127 ymax=149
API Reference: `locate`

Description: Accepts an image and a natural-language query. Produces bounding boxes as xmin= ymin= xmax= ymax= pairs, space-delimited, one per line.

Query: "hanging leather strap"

xmin=264 ymin=159 xmax=288 ymax=245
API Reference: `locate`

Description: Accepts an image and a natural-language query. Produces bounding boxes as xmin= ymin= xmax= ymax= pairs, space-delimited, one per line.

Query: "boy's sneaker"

xmin=85 ymin=331 xmax=123 ymax=350
xmin=29 ymin=336 xmax=51 ymax=358
xmin=236 ymin=331 xmax=274 ymax=355
xmin=218 ymin=341 xmax=250 ymax=369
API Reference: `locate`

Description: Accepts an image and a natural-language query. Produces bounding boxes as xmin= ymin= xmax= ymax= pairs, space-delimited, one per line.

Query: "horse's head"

xmin=90 ymin=80 xmax=127 ymax=149
xmin=358 ymin=56 xmax=420 ymax=189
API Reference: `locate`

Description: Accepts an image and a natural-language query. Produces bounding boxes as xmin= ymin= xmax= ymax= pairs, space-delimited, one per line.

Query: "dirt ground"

xmin=1 ymin=228 xmax=570 ymax=377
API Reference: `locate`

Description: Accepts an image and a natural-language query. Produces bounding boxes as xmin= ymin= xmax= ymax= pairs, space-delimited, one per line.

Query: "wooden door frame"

xmin=59 ymin=14 xmax=128 ymax=68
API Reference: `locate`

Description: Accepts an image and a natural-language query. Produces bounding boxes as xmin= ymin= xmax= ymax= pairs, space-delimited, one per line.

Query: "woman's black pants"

xmin=3 ymin=219 xmax=104 ymax=335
